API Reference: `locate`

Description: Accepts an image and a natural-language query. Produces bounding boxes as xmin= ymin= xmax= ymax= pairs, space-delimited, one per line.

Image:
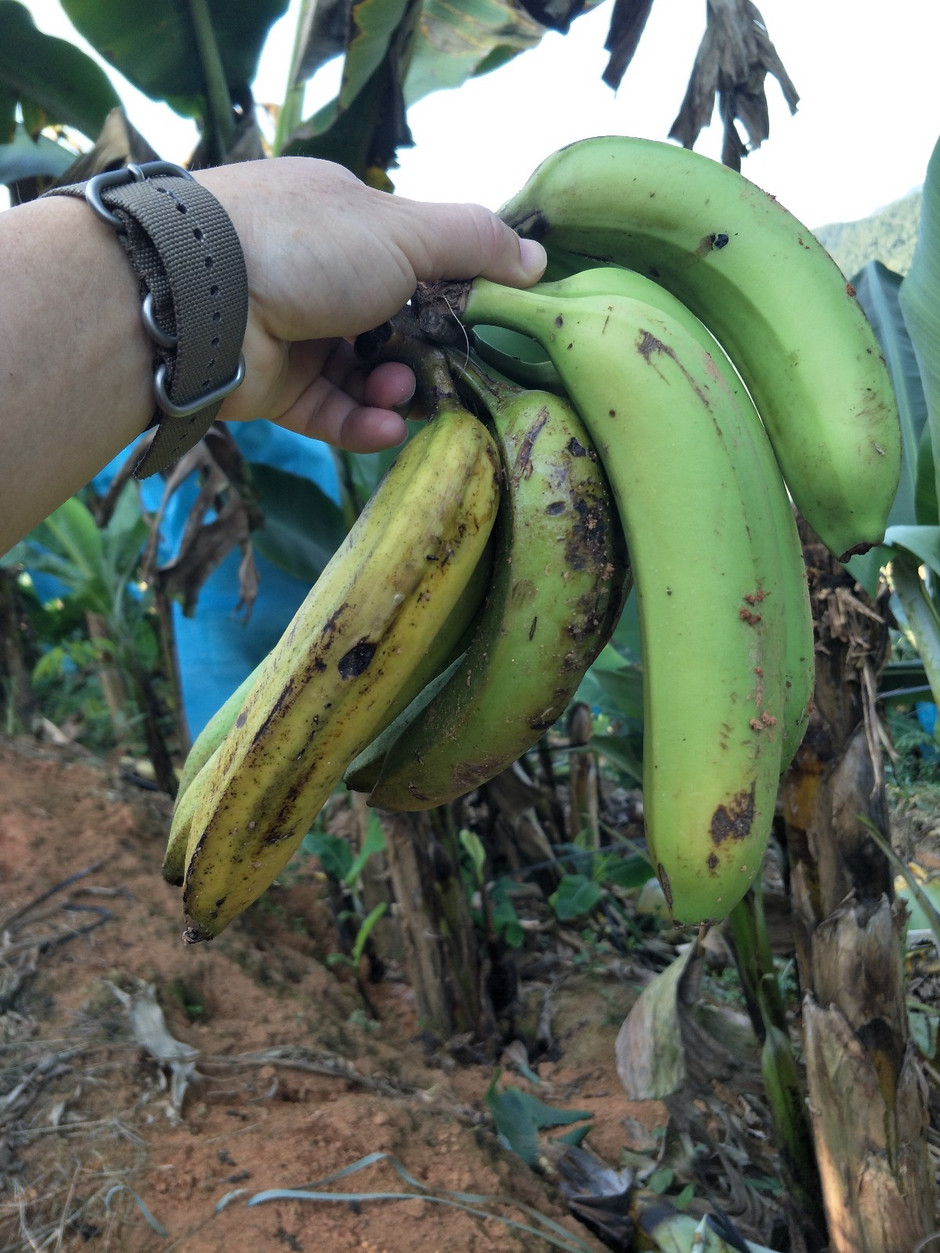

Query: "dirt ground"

xmin=0 ymin=734 xmax=672 ymax=1253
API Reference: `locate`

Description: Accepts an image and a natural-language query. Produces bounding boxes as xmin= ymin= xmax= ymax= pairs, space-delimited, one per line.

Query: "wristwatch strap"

xmin=43 ymin=161 xmax=248 ymax=478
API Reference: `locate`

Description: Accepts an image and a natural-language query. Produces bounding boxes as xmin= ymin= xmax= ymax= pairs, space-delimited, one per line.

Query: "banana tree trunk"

xmin=781 ymin=521 xmax=936 ymax=1252
xmin=381 ymin=810 xmax=482 ymax=1041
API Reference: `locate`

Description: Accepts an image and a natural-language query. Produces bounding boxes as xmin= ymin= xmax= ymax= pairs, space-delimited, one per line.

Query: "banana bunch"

xmin=496 ymin=134 xmax=900 ymax=564
xmin=164 ymin=341 xmax=628 ymax=940
xmin=166 ymin=396 xmax=503 ymax=941
xmin=404 ymin=134 xmax=900 ymax=924
xmin=164 ymin=135 xmax=901 ymax=938
xmin=344 ymin=353 xmax=630 ymax=808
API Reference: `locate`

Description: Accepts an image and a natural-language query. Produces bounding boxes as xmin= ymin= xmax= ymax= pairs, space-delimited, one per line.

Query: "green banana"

xmin=343 ymin=650 xmax=465 ymax=795
xmin=499 ymin=135 xmax=901 ymax=561
xmin=178 ymin=405 xmax=501 ymax=941
xmin=349 ymin=356 xmax=630 ymax=811
xmin=163 ymin=742 xmax=226 ymax=886
xmin=456 ymin=275 xmax=789 ymax=924
xmin=176 ymin=664 xmax=263 ymax=801
xmin=163 ymin=664 xmax=264 ymax=885
xmin=528 ymin=265 xmax=814 ymax=767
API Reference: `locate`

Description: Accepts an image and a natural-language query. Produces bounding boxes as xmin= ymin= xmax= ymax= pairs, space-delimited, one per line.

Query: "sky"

xmin=16 ymin=0 xmax=940 ymax=231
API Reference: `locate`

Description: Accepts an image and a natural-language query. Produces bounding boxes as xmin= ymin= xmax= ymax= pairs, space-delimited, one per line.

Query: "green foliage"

xmin=838 ymin=143 xmax=940 ymax=750
xmin=484 ymin=1070 xmax=593 ymax=1166
xmin=304 ymin=809 xmax=387 ymax=888
xmin=61 ymin=0 xmax=288 ymax=121
xmin=0 ymin=0 xmax=120 ymax=145
xmin=1 ymin=484 xmax=169 ymax=753
xmin=4 ymin=484 xmax=149 ymax=618
xmin=0 ymin=121 xmax=76 ymax=184
xmin=280 ymin=0 xmax=544 ymax=181
xmin=326 ymin=902 xmax=389 ymax=972
xmin=885 ymin=706 xmax=940 ymax=786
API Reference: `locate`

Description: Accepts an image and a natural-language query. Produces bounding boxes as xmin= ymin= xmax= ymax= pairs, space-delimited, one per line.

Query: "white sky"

xmin=17 ymin=0 xmax=940 ymax=230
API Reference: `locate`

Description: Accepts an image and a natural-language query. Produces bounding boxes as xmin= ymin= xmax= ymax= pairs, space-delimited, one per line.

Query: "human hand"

xmin=196 ymin=158 xmax=547 ymax=452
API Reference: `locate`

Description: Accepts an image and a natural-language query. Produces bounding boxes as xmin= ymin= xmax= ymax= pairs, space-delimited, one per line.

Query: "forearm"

xmin=0 ymin=158 xmax=544 ymax=555
xmin=0 ymin=193 xmax=153 ymax=552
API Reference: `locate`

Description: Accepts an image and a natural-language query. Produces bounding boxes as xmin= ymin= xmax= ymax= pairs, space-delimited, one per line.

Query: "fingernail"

xmin=519 ymin=237 xmax=547 ymax=279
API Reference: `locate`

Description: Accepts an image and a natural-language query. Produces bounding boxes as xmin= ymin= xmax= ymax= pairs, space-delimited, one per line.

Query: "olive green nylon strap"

xmin=44 ymin=164 xmax=248 ymax=478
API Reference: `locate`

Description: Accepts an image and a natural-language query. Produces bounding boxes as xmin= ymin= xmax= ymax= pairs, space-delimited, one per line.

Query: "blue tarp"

xmin=98 ymin=421 xmax=340 ymax=739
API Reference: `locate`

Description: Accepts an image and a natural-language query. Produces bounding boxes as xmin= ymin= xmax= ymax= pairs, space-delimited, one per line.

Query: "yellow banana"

xmin=178 ymin=405 xmax=500 ymax=941
xmin=348 ymin=356 xmax=630 ymax=810
xmin=499 ymin=135 xmax=901 ymax=561
xmin=163 ymin=529 xmax=493 ymax=886
xmin=455 ymin=275 xmax=788 ymax=924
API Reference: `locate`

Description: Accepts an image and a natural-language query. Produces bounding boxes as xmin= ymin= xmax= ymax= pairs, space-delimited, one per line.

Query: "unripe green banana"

xmin=456 ymin=276 xmax=789 ymax=924
xmin=348 ymin=358 xmax=630 ymax=811
xmin=163 ymin=665 xmax=263 ymax=885
xmin=162 ymin=743 xmax=225 ymax=886
xmin=343 ymin=651 xmax=465 ymax=795
xmin=175 ymin=664 xmax=264 ymax=803
xmin=499 ymin=135 xmax=901 ymax=561
xmin=178 ymin=406 xmax=501 ymax=941
xmin=530 ymin=265 xmax=814 ymax=766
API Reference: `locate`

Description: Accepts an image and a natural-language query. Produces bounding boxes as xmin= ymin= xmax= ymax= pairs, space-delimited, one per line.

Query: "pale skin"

xmin=0 ymin=156 xmax=546 ymax=553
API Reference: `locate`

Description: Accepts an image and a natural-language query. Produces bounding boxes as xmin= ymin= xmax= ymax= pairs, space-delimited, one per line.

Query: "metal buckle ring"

xmin=85 ymin=161 xmax=195 ymax=229
xmin=153 ymin=354 xmax=246 ymax=420
xmin=141 ymin=292 xmax=178 ymax=350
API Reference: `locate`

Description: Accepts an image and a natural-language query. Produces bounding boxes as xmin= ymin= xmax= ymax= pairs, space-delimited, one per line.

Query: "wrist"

xmin=43 ymin=161 xmax=249 ymax=476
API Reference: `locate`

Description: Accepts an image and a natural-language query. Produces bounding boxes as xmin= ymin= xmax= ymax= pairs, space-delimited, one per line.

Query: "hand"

xmin=197 ymin=158 xmax=547 ymax=452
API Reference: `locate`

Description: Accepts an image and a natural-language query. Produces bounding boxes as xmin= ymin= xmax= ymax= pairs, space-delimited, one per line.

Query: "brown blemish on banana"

xmin=337 ymin=639 xmax=377 ymax=680
xmin=512 ymin=406 xmax=549 ymax=481
xmin=637 ymin=330 xmax=712 ymax=408
xmin=566 ymin=495 xmax=611 ymax=571
xmin=709 ymin=783 xmax=756 ymax=848
xmin=656 ymin=864 xmax=673 ymax=909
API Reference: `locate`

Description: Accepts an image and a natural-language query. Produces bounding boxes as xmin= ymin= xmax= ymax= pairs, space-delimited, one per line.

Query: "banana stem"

xmin=186 ymin=0 xmax=234 ymax=163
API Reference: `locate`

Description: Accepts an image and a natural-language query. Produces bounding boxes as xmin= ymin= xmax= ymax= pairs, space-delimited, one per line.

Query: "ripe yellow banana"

xmin=499 ymin=135 xmax=901 ymax=561
xmin=162 ymin=529 xmax=494 ymax=886
xmin=456 ymin=275 xmax=789 ymax=924
xmin=347 ymin=356 xmax=630 ymax=810
xmin=178 ymin=405 xmax=501 ymax=941
xmin=531 ymin=265 xmax=814 ymax=767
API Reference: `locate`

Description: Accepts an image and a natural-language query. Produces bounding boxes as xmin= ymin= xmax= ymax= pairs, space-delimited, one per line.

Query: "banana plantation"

xmin=2 ymin=2 xmax=940 ymax=1251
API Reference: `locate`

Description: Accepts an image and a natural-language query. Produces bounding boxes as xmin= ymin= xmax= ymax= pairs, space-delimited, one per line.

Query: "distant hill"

xmin=814 ymin=189 xmax=923 ymax=279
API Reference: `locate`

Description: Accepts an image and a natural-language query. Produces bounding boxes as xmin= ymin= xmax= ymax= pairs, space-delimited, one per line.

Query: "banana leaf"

xmin=60 ymin=0 xmax=288 ymax=120
xmin=853 ymin=260 xmax=928 ymax=526
xmin=0 ymin=122 xmax=76 ymax=189
xmin=845 ymin=259 xmax=931 ymax=596
xmin=900 ymin=134 xmax=940 ymax=521
xmin=0 ymin=0 xmax=120 ymax=143
xmin=281 ymin=0 xmax=544 ymax=178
